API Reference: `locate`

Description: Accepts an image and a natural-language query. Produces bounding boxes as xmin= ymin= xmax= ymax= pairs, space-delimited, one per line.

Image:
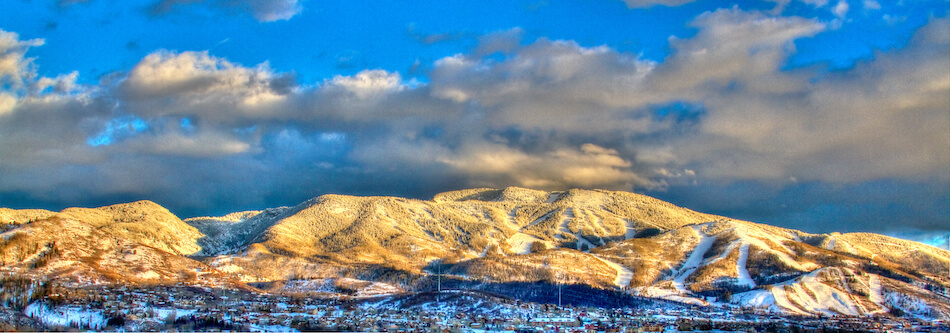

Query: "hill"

xmin=1 ymin=187 xmax=947 ymax=319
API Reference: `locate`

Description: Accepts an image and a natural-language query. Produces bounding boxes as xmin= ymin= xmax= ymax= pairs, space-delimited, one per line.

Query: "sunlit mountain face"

xmin=0 ymin=189 xmax=948 ymax=331
xmin=0 ymin=0 xmax=947 ymax=266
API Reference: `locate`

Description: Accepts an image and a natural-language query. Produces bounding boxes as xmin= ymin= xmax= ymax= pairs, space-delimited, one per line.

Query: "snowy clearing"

xmin=506 ymin=232 xmax=547 ymax=255
xmin=593 ymin=255 xmax=633 ymax=288
xmin=25 ymin=302 xmax=106 ymax=330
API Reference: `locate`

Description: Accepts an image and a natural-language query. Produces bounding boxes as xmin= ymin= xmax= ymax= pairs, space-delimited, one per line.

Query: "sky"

xmin=0 ymin=0 xmax=948 ymax=248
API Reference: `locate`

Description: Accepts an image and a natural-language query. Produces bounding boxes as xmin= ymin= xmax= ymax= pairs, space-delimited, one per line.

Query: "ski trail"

xmin=826 ymin=237 xmax=836 ymax=250
xmin=868 ymin=274 xmax=884 ymax=307
xmin=560 ymin=208 xmax=597 ymax=250
xmin=624 ymin=219 xmax=637 ymax=240
xmin=587 ymin=211 xmax=609 ymax=245
xmin=479 ymin=244 xmax=491 ymax=257
xmin=504 ymin=208 xmax=519 ymax=229
xmin=736 ymin=243 xmax=756 ymax=287
xmin=593 ymin=255 xmax=633 ymax=289
xmin=555 ymin=208 xmax=573 ymax=239
xmin=672 ymin=226 xmax=716 ymax=293
xmin=522 ymin=210 xmax=555 ymax=230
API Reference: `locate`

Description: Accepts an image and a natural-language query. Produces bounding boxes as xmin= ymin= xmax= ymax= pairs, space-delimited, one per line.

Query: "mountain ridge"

xmin=1 ymin=187 xmax=948 ymax=319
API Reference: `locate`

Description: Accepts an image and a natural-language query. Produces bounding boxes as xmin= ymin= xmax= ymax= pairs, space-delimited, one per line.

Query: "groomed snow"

xmin=624 ymin=219 xmax=637 ymax=240
xmin=736 ymin=243 xmax=756 ymax=288
xmin=729 ymin=223 xmax=815 ymax=272
xmin=506 ymin=233 xmax=546 ymax=255
xmin=742 ymin=268 xmax=886 ymax=317
xmin=592 ymin=255 xmax=633 ymax=289
xmin=633 ymin=287 xmax=707 ymax=306
xmin=868 ymin=274 xmax=884 ymax=307
xmin=672 ymin=226 xmax=717 ymax=293
xmin=731 ymin=289 xmax=777 ymax=310
xmin=783 ymin=269 xmax=861 ymax=316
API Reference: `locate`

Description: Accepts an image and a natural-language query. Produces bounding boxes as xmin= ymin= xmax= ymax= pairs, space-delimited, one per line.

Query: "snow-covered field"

xmin=25 ymin=302 xmax=106 ymax=330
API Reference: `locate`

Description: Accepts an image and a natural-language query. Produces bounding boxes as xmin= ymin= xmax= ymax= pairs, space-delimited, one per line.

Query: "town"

xmin=4 ymin=283 xmax=948 ymax=332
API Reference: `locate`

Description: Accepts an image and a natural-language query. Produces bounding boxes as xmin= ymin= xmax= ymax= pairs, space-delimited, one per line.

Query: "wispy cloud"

xmin=148 ymin=0 xmax=302 ymax=22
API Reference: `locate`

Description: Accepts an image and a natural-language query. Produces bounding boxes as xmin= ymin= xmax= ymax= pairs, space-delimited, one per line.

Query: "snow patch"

xmin=593 ymin=255 xmax=632 ymax=288
xmin=136 ymin=270 xmax=161 ymax=280
xmin=25 ymin=302 xmax=106 ymax=330
xmin=152 ymin=307 xmax=198 ymax=320
xmin=506 ymin=233 xmax=548 ymax=255
xmin=633 ymin=287 xmax=707 ymax=306
xmin=731 ymin=289 xmax=777 ymax=310
xmin=624 ymin=219 xmax=636 ymax=240
xmin=249 ymin=324 xmax=300 ymax=332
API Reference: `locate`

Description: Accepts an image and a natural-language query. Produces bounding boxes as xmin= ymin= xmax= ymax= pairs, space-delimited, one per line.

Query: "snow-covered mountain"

xmin=2 ymin=187 xmax=948 ymax=319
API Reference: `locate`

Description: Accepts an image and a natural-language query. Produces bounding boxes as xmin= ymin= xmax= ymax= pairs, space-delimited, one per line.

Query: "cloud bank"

xmin=0 ymin=9 xmax=947 ymax=236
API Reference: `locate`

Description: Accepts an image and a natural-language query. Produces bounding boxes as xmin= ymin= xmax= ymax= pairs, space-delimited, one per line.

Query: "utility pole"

xmin=556 ymin=272 xmax=562 ymax=308
xmin=558 ymin=280 xmax=562 ymax=308
xmin=436 ymin=259 xmax=442 ymax=303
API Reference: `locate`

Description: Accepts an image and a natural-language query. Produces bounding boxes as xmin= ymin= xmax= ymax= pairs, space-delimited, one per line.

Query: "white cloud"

xmin=0 ymin=93 xmax=15 ymax=116
xmin=439 ymin=143 xmax=654 ymax=190
xmin=120 ymin=50 xmax=290 ymax=121
xmin=652 ymin=9 xmax=825 ymax=94
xmin=0 ymin=30 xmax=44 ymax=92
xmin=863 ymin=0 xmax=880 ymax=10
xmin=35 ymin=71 xmax=80 ymax=94
xmin=429 ymin=39 xmax=657 ymax=129
xmin=328 ymin=70 xmax=405 ymax=99
xmin=671 ymin=16 xmax=950 ymax=183
xmin=832 ymin=0 xmax=849 ymax=18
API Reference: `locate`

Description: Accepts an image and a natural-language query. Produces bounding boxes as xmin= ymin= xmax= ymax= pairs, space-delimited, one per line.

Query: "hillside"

xmin=59 ymin=201 xmax=204 ymax=256
xmin=0 ymin=202 xmax=241 ymax=288
xmin=1 ymin=187 xmax=948 ymax=320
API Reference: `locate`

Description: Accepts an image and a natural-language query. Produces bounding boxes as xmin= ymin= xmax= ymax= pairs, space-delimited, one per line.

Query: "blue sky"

xmin=1 ymin=0 xmax=948 ymax=248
